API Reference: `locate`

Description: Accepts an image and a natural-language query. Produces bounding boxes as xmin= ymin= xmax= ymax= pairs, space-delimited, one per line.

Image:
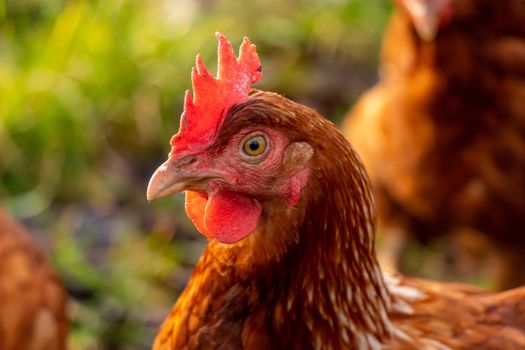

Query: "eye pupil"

xmin=249 ymin=140 xmax=260 ymax=151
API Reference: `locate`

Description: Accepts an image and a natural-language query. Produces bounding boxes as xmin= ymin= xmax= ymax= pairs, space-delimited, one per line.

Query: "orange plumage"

xmin=343 ymin=0 xmax=525 ymax=289
xmin=147 ymin=34 xmax=525 ymax=349
xmin=0 ymin=208 xmax=67 ymax=350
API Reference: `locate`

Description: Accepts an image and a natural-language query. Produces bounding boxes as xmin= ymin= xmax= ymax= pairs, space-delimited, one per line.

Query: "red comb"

xmin=170 ymin=32 xmax=263 ymax=157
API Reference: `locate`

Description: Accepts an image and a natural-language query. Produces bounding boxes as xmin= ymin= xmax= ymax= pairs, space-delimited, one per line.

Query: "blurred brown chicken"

xmin=0 ymin=208 xmax=67 ymax=350
xmin=343 ymin=0 xmax=525 ymax=289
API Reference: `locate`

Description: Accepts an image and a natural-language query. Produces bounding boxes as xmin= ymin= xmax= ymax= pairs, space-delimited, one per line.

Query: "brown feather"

xmin=0 ymin=208 xmax=67 ymax=350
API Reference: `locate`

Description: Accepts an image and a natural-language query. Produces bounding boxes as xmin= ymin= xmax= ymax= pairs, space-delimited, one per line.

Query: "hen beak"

xmin=400 ymin=0 xmax=452 ymax=41
xmin=147 ymin=156 xmax=208 ymax=201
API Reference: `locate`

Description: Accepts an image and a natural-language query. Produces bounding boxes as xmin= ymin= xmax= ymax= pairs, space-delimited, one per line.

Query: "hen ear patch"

xmin=170 ymin=33 xmax=263 ymax=158
xmin=281 ymin=142 xmax=313 ymax=206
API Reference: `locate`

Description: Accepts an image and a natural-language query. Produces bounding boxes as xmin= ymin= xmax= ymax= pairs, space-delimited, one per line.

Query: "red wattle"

xmin=185 ymin=191 xmax=212 ymax=238
xmin=185 ymin=190 xmax=261 ymax=243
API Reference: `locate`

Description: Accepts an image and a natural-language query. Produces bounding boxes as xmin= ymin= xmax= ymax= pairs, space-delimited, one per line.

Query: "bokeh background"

xmin=0 ymin=0 xmax=393 ymax=348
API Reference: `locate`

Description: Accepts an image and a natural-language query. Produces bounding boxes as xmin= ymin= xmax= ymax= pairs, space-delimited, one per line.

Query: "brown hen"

xmin=343 ymin=0 xmax=525 ymax=289
xmin=0 ymin=208 xmax=68 ymax=350
xmin=147 ymin=34 xmax=525 ymax=349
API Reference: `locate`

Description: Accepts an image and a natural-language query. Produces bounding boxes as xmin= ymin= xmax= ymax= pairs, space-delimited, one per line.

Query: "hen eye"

xmin=242 ymin=135 xmax=267 ymax=156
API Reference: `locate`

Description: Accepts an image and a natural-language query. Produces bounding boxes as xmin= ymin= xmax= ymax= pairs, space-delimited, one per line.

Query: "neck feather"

xmin=278 ymin=129 xmax=392 ymax=348
xmin=203 ymin=123 xmax=393 ymax=348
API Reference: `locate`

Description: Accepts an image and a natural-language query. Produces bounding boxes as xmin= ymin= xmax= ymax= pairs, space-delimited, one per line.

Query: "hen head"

xmin=147 ymin=33 xmax=314 ymax=256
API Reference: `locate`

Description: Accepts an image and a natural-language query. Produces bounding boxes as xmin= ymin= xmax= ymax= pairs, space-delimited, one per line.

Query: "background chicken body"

xmin=344 ymin=0 xmax=525 ymax=289
xmin=0 ymin=208 xmax=67 ymax=350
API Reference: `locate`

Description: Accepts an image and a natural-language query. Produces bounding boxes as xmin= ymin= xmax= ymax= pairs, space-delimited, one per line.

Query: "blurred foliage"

xmin=0 ymin=0 xmax=391 ymax=348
